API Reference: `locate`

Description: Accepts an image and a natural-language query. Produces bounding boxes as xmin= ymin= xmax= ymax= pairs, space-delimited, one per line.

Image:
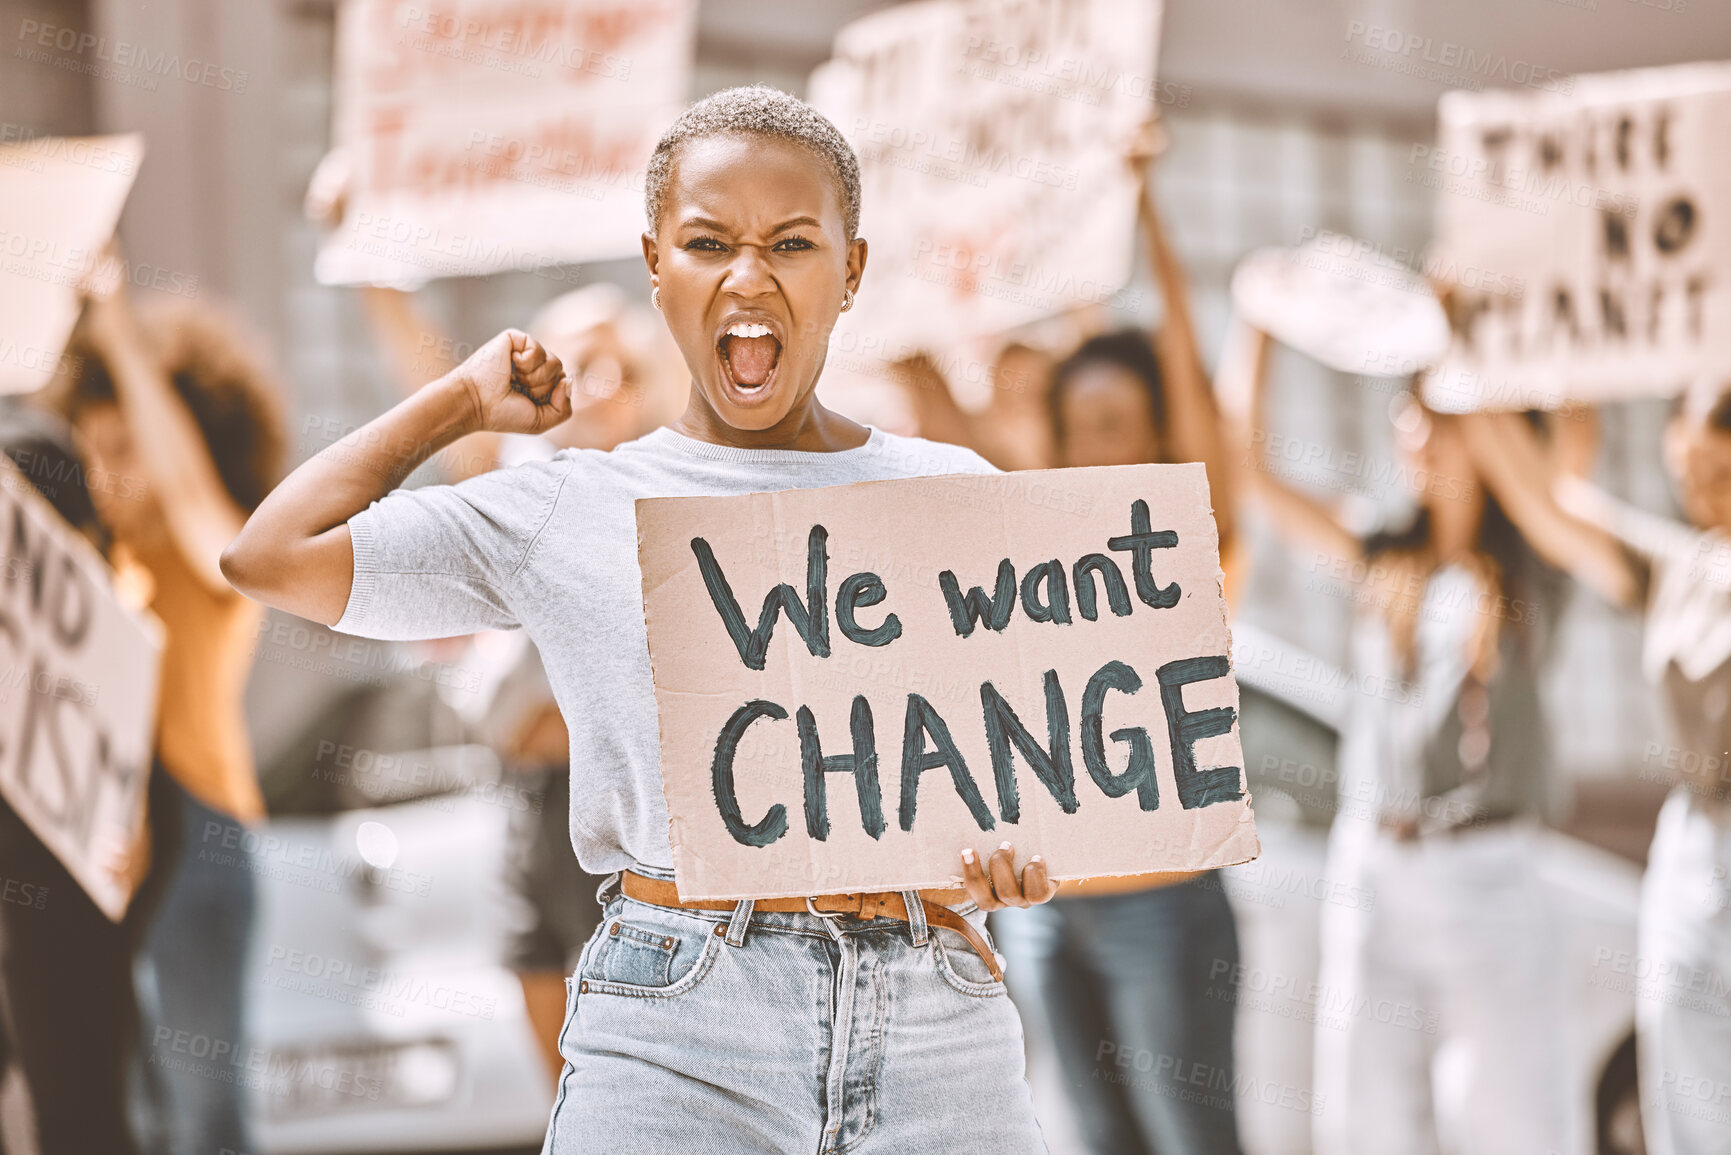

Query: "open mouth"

xmin=717 ymin=321 xmax=783 ymax=401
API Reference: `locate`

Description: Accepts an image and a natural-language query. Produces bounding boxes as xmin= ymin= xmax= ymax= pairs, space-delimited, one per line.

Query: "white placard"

xmin=1425 ymin=62 xmax=1731 ymax=411
xmin=810 ymin=0 xmax=1162 ymax=357
xmin=316 ymin=0 xmax=697 ymax=287
xmin=0 ymin=457 xmax=163 ymax=920
xmin=0 ymin=134 xmax=143 ymax=394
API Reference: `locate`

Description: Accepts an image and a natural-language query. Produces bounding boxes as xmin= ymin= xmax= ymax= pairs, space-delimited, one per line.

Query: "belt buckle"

xmin=805 ymin=895 xmax=846 ymax=919
xmin=806 ymin=892 xmax=870 ymax=920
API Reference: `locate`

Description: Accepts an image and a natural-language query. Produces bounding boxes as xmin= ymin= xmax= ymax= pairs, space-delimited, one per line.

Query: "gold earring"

xmin=841 ymin=288 xmax=855 ymax=312
xmin=651 ymin=286 xmax=662 ymax=310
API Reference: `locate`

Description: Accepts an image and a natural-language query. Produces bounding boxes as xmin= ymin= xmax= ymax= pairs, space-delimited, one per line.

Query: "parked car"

xmin=245 ymin=741 xmax=553 ymax=1153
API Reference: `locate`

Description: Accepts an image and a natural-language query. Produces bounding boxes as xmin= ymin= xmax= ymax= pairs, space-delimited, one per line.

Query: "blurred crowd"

xmin=0 ymin=108 xmax=1726 ymax=1155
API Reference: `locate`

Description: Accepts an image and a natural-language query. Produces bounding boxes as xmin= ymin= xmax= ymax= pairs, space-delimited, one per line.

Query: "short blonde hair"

xmin=644 ymin=85 xmax=861 ymax=242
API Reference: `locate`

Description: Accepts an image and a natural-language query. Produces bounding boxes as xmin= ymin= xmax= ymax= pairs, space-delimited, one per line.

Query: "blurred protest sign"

xmin=637 ymin=464 xmax=1257 ymax=901
xmin=809 ymin=0 xmax=1163 ymax=356
xmin=1424 ymin=62 xmax=1731 ymax=412
xmin=0 ymin=456 xmax=163 ymax=920
xmin=0 ymin=133 xmax=142 ymax=394
xmin=1230 ymin=232 xmax=1451 ymax=378
xmin=316 ymin=0 xmax=696 ymax=287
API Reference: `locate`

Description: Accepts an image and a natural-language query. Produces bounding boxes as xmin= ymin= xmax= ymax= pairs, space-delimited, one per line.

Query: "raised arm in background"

xmin=358 ymin=286 xmax=458 ymax=396
xmin=887 ymin=352 xmax=979 ymax=451
xmin=220 ymin=331 xmax=571 ymax=625
xmin=356 ymin=287 xmax=505 ymax=483
xmin=1217 ymin=319 xmax=1363 ymax=565
xmin=1129 ymin=115 xmax=1236 ymax=549
xmin=1457 ymin=408 xmax=1645 ymax=609
xmin=304 ymin=147 xmax=500 ymax=484
xmin=77 ymin=256 xmax=246 ymax=595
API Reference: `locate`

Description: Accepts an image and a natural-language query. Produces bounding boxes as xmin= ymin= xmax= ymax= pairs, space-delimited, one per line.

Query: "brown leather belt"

xmin=620 ymin=871 xmax=1004 ymax=982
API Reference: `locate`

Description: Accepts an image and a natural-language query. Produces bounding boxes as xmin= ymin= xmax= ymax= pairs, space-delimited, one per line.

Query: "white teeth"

xmin=725 ymin=322 xmax=772 ymax=339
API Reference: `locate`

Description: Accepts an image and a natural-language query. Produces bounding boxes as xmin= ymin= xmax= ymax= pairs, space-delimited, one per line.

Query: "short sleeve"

xmin=334 ymin=457 xmax=572 ymax=641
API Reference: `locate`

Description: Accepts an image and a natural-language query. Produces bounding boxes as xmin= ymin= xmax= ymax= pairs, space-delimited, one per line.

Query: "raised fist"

xmin=451 ymin=329 xmax=574 ymax=435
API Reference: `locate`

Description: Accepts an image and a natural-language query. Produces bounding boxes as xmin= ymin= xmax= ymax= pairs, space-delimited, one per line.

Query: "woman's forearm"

xmin=1140 ymin=186 xmax=1204 ymax=386
xmin=85 ymin=291 xmax=246 ymax=593
xmin=221 ymin=375 xmax=477 ymax=624
xmin=1225 ymin=323 xmax=1361 ymax=564
xmin=890 ymin=355 xmax=978 ymax=454
xmin=1139 ymin=183 xmax=1235 ymax=547
xmin=1462 ymin=413 xmax=1642 ymax=608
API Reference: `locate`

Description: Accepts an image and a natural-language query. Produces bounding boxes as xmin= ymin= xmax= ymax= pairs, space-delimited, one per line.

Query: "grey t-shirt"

xmin=335 ymin=425 xmax=997 ymax=874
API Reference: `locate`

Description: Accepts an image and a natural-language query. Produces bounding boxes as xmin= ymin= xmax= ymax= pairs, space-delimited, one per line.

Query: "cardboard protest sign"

xmin=0 ymin=133 xmax=143 ymax=394
xmin=0 ymin=456 xmax=163 ymax=920
xmin=316 ymin=0 xmax=696 ymax=287
xmin=808 ymin=0 xmax=1162 ymax=357
xmin=637 ymin=464 xmax=1258 ymax=900
xmin=1425 ymin=62 xmax=1731 ymax=411
xmin=1230 ymin=234 xmax=1451 ymax=378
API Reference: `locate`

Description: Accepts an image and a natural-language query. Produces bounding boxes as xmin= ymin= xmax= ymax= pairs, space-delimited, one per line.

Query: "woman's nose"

xmin=722 ymin=245 xmax=776 ymax=295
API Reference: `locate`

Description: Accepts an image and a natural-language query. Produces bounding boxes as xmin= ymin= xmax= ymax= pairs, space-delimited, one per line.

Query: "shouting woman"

xmin=222 ymin=87 xmax=1054 ymax=1154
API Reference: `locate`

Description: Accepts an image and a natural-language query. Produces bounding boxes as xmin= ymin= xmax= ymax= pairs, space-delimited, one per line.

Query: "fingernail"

xmin=1031 ymin=855 xmax=1043 ymax=863
xmin=962 ymin=848 xmax=975 ymax=864
xmin=999 ymin=840 xmax=1012 ymax=851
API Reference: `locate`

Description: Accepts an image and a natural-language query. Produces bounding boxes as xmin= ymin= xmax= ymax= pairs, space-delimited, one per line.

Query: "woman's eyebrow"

xmin=677 ymin=215 xmax=823 ymax=236
xmin=678 ymin=216 xmax=732 ymax=233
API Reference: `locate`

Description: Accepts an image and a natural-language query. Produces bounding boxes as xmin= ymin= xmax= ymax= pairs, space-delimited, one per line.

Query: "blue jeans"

xmin=134 ymin=771 xmax=257 ymax=1155
xmin=994 ymin=875 xmax=1243 ymax=1155
xmin=542 ymin=871 xmax=1046 ymax=1154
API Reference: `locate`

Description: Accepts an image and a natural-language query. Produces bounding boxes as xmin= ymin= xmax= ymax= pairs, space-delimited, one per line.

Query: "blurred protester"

xmin=1232 ymin=327 xmax=1567 ymax=1155
xmin=453 ymin=289 xmax=682 ymax=1082
xmin=303 ymin=145 xmax=687 ymax=483
xmin=482 ymin=287 xmax=686 ymax=1082
xmin=477 ymin=640 xmax=602 ymax=1084
xmin=348 ymin=280 xmax=686 ymax=479
xmin=0 ymin=402 xmax=142 ymax=1155
xmin=1456 ymin=385 xmax=1731 ymax=1155
xmin=308 ymin=154 xmax=691 ymax=1077
xmin=48 ymin=264 xmax=286 ymax=1155
xmin=990 ymin=115 xmax=1244 ymax=1155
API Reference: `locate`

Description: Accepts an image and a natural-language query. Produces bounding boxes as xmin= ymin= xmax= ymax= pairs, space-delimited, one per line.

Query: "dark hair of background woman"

xmin=0 ymin=400 xmax=109 ymax=554
xmin=1364 ymin=407 xmax=1558 ymax=655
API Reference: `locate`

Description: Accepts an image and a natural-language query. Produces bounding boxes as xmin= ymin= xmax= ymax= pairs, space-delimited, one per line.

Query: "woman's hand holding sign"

xmin=960 ymin=844 xmax=1058 ymax=911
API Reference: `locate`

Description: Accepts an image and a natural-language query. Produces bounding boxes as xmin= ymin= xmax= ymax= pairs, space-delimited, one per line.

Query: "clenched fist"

xmin=447 ymin=329 xmax=575 ymax=436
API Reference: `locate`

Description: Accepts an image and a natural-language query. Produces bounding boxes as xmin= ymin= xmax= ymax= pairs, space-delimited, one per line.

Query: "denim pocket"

xmin=931 ymin=925 xmax=1007 ymax=998
xmin=576 ymin=903 xmax=722 ymax=999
